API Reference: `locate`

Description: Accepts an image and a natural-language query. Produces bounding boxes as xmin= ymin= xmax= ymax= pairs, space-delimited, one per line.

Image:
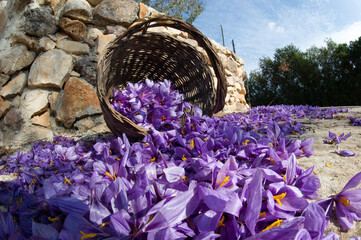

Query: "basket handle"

xmin=121 ymin=16 xmax=227 ymax=114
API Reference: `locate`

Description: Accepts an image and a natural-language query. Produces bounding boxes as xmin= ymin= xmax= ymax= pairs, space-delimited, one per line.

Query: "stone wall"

xmin=0 ymin=0 xmax=248 ymax=154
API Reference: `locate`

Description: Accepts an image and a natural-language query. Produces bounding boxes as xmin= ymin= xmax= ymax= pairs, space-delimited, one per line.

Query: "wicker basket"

xmin=97 ymin=16 xmax=227 ymax=138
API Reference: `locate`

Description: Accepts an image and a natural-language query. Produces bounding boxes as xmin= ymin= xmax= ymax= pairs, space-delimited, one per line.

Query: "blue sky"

xmin=193 ymin=0 xmax=361 ymax=73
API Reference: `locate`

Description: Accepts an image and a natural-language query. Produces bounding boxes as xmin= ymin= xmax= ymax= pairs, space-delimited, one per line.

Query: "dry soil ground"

xmin=294 ymin=107 xmax=361 ymax=238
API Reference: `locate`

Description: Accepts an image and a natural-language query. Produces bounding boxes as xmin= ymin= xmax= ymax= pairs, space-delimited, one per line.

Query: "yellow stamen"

xmin=145 ymin=142 xmax=150 ymax=146
xmin=217 ymin=215 xmax=225 ymax=228
xmin=313 ymin=170 xmax=318 ymax=175
xmin=99 ymin=222 xmax=109 ymax=228
xmin=217 ymin=176 xmax=230 ymax=187
xmin=80 ymin=231 xmax=97 ymax=240
xmin=261 ymin=219 xmax=283 ymax=232
xmin=340 ymin=197 xmax=350 ymax=207
xmin=79 ymin=165 xmax=82 ymax=171
xmin=50 ymin=161 xmax=54 ymax=165
xmin=104 ymin=172 xmax=115 ymax=180
xmin=338 ymin=133 xmax=341 ymax=136
xmin=30 ymin=179 xmax=36 ymax=185
xmin=259 ymin=212 xmax=267 ymax=217
xmin=109 ymin=149 xmax=113 ymax=154
xmin=204 ymin=137 xmax=209 ymax=141
xmin=64 ymin=177 xmax=71 ymax=185
xmin=326 ymin=163 xmax=334 ymax=168
xmin=55 ymin=170 xmax=59 ymax=174
xmin=273 ymin=192 xmax=287 ymax=207
xmin=34 ymin=166 xmax=40 ymax=169
xmin=270 ymin=157 xmax=275 ymax=165
xmin=182 ymin=154 xmax=187 ymax=161
xmin=281 ymin=174 xmax=287 ymax=181
xmin=225 ymin=138 xmax=229 ymax=142
xmin=162 ymin=116 xmax=166 ymax=121
xmin=150 ymin=157 xmax=156 ymax=162
xmin=243 ymin=139 xmax=250 ymax=145
xmin=181 ymin=176 xmax=188 ymax=180
xmin=147 ymin=214 xmax=154 ymax=224
xmin=190 ymin=139 xmax=194 ymax=149
xmin=48 ymin=216 xmax=60 ymax=222
xmin=116 ymin=158 xmax=121 ymax=161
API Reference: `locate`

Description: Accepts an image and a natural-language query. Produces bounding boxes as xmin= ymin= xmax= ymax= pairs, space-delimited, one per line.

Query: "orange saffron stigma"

xmin=273 ymin=192 xmax=286 ymax=207
xmin=217 ymin=215 xmax=225 ymax=228
xmin=99 ymin=222 xmax=109 ymax=228
xmin=64 ymin=177 xmax=71 ymax=185
xmin=48 ymin=216 xmax=60 ymax=222
xmin=80 ymin=231 xmax=97 ymax=240
xmin=326 ymin=163 xmax=334 ymax=168
xmin=340 ymin=197 xmax=350 ymax=207
xmin=104 ymin=172 xmax=116 ymax=180
xmin=261 ymin=219 xmax=283 ymax=232
xmin=281 ymin=174 xmax=287 ymax=181
xmin=217 ymin=176 xmax=230 ymax=187
xmin=190 ymin=139 xmax=194 ymax=149
xmin=259 ymin=212 xmax=267 ymax=217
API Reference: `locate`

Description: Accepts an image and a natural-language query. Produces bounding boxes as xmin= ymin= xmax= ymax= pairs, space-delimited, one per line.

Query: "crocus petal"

xmin=341 ymin=172 xmax=361 ymax=192
xmin=109 ymin=209 xmax=131 ymax=237
xmin=90 ymin=198 xmax=111 ymax=225
xmin=163 ymin=166 xmax=185 ymax=183
xmin=294 ymin=229 xmax=312 ymax=240
xmin=303 ymin=202 xmax=327 ymax=240
xmin=144 ymin=185 xmax=200 ymax=231
xmin=245 ymin=217 xmax=304 ymax=239
xmin=322 ymin=231 xmax=340 ymax=240
xmin=199 ymin=186 xmax=228 ymax=212
xmin=47 ymin=197 xmax=89 ymax=216
xmin=62 ymin=213 xmax=100 ymax=236
xmin=193 ymin=209 xmax=222 ymax=232
xmin=336 ymin=147 xmax=355 ymax=157
xmin=285 ymin=153 xmax=297 ymax=185
xmin=335 ymin=201 xmax=355 ymax=230
xmin=194 ymin=232 xmax=221 ymax=240
xmin=32 ymin=222 xmax=59 ymax=240
xmin=245 ymin=168 xmax=262 ymax=235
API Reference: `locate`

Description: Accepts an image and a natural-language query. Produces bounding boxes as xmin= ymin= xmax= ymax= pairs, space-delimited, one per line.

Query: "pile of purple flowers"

xmin=110 ymin=79 xmax=190 ymax=131
xmin=0 ymin=80 xmax=360 ymax=239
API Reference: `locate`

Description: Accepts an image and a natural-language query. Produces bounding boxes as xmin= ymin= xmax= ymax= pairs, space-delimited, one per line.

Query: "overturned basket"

xmin=97 ymin=16 xmax=227 ymax=139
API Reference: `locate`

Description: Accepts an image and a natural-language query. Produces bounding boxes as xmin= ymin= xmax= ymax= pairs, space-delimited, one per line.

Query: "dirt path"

xmin=295 ymin=107 xmax=361 ymax=238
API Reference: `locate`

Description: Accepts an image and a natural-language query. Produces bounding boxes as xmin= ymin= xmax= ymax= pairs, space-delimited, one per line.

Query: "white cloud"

xmin=268 ymin=22 xmax=285 ymax=33
xmin=268 ymin=22 xmax=276 ymax=30
xmin=330 ymin=21 xmax=361 ymax=44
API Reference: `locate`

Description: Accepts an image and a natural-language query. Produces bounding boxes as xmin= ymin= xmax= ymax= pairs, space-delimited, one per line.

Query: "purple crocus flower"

xmin=324 ymin=131 xmax=351 ymax=144
xmin=332 ymin=172 xmax=361 ymax=230
xmin=336 ymin=146 xmax=356 ymax=157
xmin=349 ymin=116 xmax=361 ymax=126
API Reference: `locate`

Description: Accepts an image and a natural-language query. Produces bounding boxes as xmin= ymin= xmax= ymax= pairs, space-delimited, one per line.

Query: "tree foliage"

xmin=136 ymin=0 xmax=205 ymax=23
xmin=247 ymin=37 xmax=361 ymax=107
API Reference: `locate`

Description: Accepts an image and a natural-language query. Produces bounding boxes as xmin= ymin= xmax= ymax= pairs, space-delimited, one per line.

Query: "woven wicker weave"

xmin=97 ymin=16 xmax=227 ymax=138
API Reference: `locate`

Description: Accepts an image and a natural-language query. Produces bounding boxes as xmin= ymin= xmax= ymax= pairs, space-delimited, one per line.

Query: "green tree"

xmin=136 ymin=0 xmax=205 ymax=23
xmin=248 ymin=38 xmax=361 ymax=107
